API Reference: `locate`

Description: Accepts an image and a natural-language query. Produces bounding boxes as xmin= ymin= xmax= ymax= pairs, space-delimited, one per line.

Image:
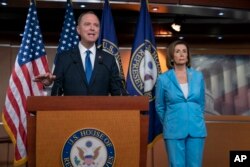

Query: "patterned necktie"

xmin=85 ymin=50 xmax=92 ymax=83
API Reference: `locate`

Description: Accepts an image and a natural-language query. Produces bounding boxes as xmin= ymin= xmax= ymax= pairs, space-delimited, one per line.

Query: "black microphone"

xmin=98 ymin=55 xmax=103 ymax=64
xmin=98 ymin=55 xmax=129 ymax=96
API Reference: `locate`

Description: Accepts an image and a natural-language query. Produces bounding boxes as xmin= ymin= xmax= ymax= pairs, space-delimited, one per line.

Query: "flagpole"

xmin=150 ymin=146 xmax=154 ymax=167
xmin=145 ymin=1 xmax=155 ymax=167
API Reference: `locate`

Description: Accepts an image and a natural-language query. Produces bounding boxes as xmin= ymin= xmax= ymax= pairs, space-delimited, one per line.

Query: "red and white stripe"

xmin=2 ymin=55 xmax=49 ymax=165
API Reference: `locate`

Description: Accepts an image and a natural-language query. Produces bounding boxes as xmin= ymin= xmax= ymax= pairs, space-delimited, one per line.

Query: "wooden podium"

xmin=27 ymin=96 xmax=149 ymax=167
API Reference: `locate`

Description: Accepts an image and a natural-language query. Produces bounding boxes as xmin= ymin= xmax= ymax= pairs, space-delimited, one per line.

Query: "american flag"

xmin=56 ymin=0 xmax=78 ymax=60
xmin=2 ymin=1 xmax=50 ymax=166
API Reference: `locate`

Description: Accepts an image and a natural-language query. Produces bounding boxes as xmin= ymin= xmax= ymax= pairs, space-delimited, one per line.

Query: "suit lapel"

xmin=169 ymin=68 xmax=193 ymax=99
xmin=70 ymin=48 xmax=89 ymax=85
xmin=169 ymin=69 xmax=182 ymax=92
xmin=187 ymin=68 xmax=193 ymax=98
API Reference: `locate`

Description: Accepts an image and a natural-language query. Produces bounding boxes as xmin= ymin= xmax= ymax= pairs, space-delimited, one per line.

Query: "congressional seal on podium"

xmin=62 ymin=128 xmax=115 ymax=167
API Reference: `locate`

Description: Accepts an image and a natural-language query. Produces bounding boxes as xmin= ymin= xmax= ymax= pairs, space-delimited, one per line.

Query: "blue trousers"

xmin=164 ymin=136 xmax=205 ymax=167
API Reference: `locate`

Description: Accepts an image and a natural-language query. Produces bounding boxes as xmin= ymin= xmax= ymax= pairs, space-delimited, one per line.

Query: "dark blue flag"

xmin=126 ymin=0 xmax=162 ymax=146
xmin=97 ymin=0 xmax=125 ymax=83
xmin=55 ymin=0 xmax=79 ymax=64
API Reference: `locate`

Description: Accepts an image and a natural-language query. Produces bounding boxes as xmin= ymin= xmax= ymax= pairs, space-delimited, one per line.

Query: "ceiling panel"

xmin=1 ymin=0 xmax=250 ymax=45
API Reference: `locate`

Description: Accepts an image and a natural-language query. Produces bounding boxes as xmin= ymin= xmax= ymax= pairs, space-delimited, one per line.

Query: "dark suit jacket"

xmin=51 ymin=47 xmax=124 ymax=96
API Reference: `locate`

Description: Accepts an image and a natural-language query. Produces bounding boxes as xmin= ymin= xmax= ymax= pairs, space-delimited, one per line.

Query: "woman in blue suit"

xmin=155 ymin=40 xmax=207 ymax=167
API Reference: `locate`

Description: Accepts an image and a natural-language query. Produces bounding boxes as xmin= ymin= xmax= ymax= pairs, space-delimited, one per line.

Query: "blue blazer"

xmin=51 ymin=47 xmax=124 ymax=96
xmin=155 ymin=68 xmax=207 ymax=139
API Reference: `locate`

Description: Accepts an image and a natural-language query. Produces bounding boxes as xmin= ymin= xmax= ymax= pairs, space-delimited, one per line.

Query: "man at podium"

xmin=34 ymin=11 xmax=126 ymax=96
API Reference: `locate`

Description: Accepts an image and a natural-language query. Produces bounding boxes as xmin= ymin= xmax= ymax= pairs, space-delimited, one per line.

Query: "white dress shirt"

xmin=78 ymin=42 xmax=96 ymax=70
